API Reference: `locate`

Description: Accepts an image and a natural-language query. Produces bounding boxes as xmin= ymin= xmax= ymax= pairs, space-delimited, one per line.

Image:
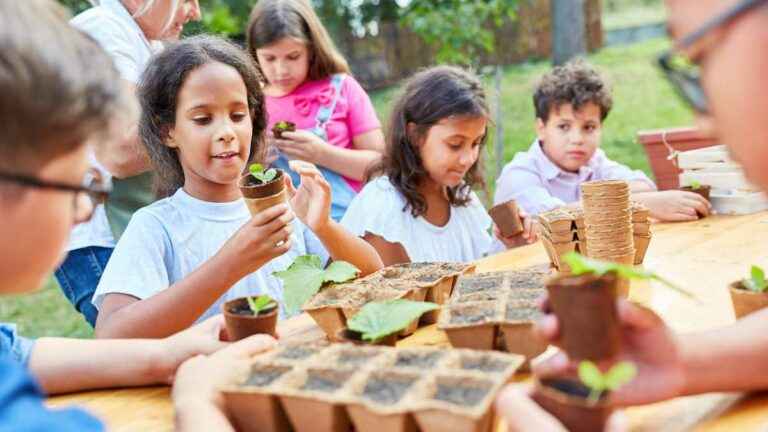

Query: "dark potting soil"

xmin=338 ymin=350 xmax=379 ymax=366
xmin=362 ymin=378 xmax=415 ymax=405
xmin=450 ymin=306 xmax=497 ymax=324
xmin=415 ymin=273 xmax=443 ymax=283
xmin=435 ymin=383 xmax=490 ymax=407
xmin=245 ymin=367 xmax=289 ymax=387
xmin=394 ymin=351 xmax=444 ymax=368
xmin=542 ymin=378 xmax=607 ymax=401
xmin=461 ymin=356 xmax=511 ymax=373
xmin=455 ymin=291 xmax=504 ymax=303
xmin=303 ymin=373 xmax=345 ymax=393
xmin=505 ymin=306 xmax=540 ymax=321
xmin=228 ymin=301 xmax=275 ymax=316
xmin=509 ymin=289 xmax=544 ymax=300
xmin=457 ymin=276 xmax=503 ymax=294
xmin=277 ymin=345 xmax=318 ymax=360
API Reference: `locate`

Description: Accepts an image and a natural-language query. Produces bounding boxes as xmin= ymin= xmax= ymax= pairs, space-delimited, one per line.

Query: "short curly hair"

xmin=533 ymin=60 xmax=613 ymax=123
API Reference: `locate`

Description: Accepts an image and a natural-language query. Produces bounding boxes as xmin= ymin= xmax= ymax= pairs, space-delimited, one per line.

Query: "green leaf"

xmin=562 ymin=252 xmax=695 ymax=299
xmin=262 ymin=168 xmax=277 ymax=183
xmin=272 ymin=255 xmax=360 ymax=314
xmin=745 ymin=265 xmax=768 ymax=292
xmin=347 ymin=299 xmax=438 ymax=342
xmin=603 ymin=362 xmax=637 ymax=391
xmin=578 ymin=361 xmax=606 ymax=392
xmin=247 ymin=295 xmax=274 ymax=315
xmin=690 ymin=180 xmax=701 ymax=190
xmin=249 ymin=163 xmax=264 ymax=177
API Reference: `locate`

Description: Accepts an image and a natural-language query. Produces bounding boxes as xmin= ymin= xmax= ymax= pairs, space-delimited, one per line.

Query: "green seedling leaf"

xmin=248 ymin=163 xmax=277 ymax=184
xmin=347 ymin=299 xmax=439 ymax=342
xmin=249 ymin=163 xmax=264 ymax=176
xmin=603 ymin=362 xmax=638 ymax=390
xmin=690 ymin=180 xmax=701 ymax=190
xmin=247 ymin=295 xmax=275 ymax=315
xmin=578 ymin=360 xmax=637 ymax=405
xmin=744 ymin=265 xmax=768 ymax=292
xmin=562 ymin=252 xmax=695 ymax=299
xmin=273 ymin=255 xmax=360 ymax=314
xmin=275 ymin=121 xmax=292 ymax=131
xmin=578 ymin=361 xmax=604 ymax=392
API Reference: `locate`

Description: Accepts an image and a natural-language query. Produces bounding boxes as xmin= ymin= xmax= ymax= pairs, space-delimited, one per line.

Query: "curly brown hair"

xmin=369 ymin=65 xmax=488 ymax=218
xmin=533 ymin=59 xmax=613 ymax=123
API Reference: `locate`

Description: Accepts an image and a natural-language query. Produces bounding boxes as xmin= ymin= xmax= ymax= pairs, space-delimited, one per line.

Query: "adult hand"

xmin=534 ymin=298 xmax=687 ymax=406
xmin=286 ymin=160 xmax=331 ymax=232
xmin=275 ymin=130 xmax=331 ymax=165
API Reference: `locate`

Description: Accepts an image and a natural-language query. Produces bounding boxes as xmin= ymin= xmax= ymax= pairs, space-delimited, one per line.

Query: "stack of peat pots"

xmin=580 ymin=180 xmax=635 ymax=297
xmin=537 ymin=210 xmax=578 ymax=270
xmin=223 ymin=343 xmax=524 ymax=432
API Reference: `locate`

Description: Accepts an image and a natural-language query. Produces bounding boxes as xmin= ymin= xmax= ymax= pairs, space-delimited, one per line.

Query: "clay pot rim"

xmin=534 ymin=377 xmax=611 ymax=409
xmin=222 ymin=296 xmax=279 ymax=319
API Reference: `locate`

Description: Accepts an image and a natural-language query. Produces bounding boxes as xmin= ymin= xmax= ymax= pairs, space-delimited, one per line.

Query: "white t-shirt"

xmin=92 ymin=189 xmax=330 ymax=321
xmin=67 ymin=0 xmax=162 ymax=251
xmin=341 ymin=176 xmax=493 ymax=263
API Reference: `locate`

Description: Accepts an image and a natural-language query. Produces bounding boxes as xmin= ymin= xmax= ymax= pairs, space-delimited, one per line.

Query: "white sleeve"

xmin=92 ymin=210 xmax=172 ymax=309
xmin=72 ymin=15 xmax=143 ymax=83
xmin=340 ymin=178 xmax=413 ymax=246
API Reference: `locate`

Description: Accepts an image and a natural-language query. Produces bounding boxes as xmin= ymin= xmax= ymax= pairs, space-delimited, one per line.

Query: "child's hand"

xmin=494 ymin=211 xmax=538 ymax=249
xmin=275 ymin=130 xmax=330 ymax=164
xmin=157 ymin=315 xmax=229 ymax=384
xmin=286 ymin=160 xmax=331 ymax=233
xmin=634 ymin=190 xmax=711 ymax=222
xmin=221 ymin=203 xmax=294 ymax=277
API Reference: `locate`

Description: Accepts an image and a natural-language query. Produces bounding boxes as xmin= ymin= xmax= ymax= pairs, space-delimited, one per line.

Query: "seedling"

xmin=248 ymin=163 xmax=278 ymax=184
xmin=578 ymin=360 xmax=637 ymax=405
xmin=689 ymin=180 xmax=702 ymax=190
xmin=347 ymin=299 xmax=439 ymax=342
xmin=743 ymin=265 xmax=768 ymax=292
xmin=273 ymin=255 xmax=360 ymax=314
xmin=562 ymin=252 xmax=694 ymax=299
xmin=273 ymin=121 xmax=294 ymax=133
xmin=246 ymin=295 xmax=276 ymax=316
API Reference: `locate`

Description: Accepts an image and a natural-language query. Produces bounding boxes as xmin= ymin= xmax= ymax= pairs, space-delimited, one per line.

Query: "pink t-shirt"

xmin=265 ymin=75 xmax=381 ymax=192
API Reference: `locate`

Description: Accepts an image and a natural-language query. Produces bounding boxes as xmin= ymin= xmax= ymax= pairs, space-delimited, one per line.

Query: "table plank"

xmin=47 ymin=213 xmax=768 ymax=431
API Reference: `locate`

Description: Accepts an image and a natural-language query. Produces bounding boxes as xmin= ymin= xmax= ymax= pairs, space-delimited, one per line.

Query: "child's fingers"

xmin=284 ymin=174 xmax=297 ymax=198
xmin=249 ymin=203 xmax=289 ymax=226
xmin=213 ymin=334 xmax=277 ymax=360
xmin=266 ymin=227 xmax=293 ymax=251
xmin=260 ymin=211 xmax=294 ymax=236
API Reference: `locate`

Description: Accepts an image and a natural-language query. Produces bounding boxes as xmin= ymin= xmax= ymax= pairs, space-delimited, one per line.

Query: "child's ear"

xmin=535 ymin=117 xmax=547 ymax=141
xmin=164 ymin=127 xmax=179 ymax=149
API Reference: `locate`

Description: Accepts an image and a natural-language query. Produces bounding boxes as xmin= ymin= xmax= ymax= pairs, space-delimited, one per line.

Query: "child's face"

xmin=167 ymin=61 xmax=253 ymax=200
xmin=417 ymin=115 xmax=486 ymax=189
xmin=537 ymin=102 xmax=602 ymax=173
xmin=136 ymin=0 xmax=202 ymax=40
xmin=0 ymin=145 xmax=90 ymax=294
xmin=255 ymin=37 xmax=310 ymax=95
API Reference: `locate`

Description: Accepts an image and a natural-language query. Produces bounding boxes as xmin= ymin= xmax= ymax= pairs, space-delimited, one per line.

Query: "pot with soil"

xmin=222 ymin=295 xmax=278 ymax=340
xmin=337 ymin=299 xmax=438 ymax=347
xmin=347 ymin=370 xmax=422 ymax=432
xmin=729 ymin=266 xmax=768 ymax=318
xmin=335 ymin=327 xmax=398 ymax=347
xmin=239 ymin=163 xmax=287 ymax=216
xmin=272 ymin=120 xmax=296 ymax=139
xmin=680 ymin=184 xmax=711 ymax=201
xmin=223 ymin=363 xmax=294 ymax=432
xmin=489 ymin=200 xmax=524 ymax=237
xmin=532 ymin=378 xmax=612 ymax=432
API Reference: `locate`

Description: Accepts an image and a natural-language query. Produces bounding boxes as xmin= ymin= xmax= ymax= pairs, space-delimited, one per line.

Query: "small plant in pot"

xmin=337 ymin=299 xmax=439 ymax=346
xmin=239 ymin=163 xmax=287 ymax=216
xmin=533 ymin=361 xmax=637 ymax=432
xmin=547 ymin=252 xmax=692 ymax=361
xmin=273 ymin=254 xmax=360 ymax=315
xmin=222 ymin=295 xmax=278 ymax=341
xmin=272 ymin=120 xmax=296 ymax=139
xmin=681 ymin=180 xmax=711 ymax=206
xmin=729 ymin=265 xmax=768 ymax=318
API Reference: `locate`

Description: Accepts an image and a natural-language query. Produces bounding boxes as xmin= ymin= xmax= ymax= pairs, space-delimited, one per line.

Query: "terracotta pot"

xmin=729 ymin=281 xmax=768 ymax=319
xmin=335 ymin=327 xmax=398 ymax=347
xmin=545 ymin=272 xmax=620 ymax=361
xmin=637 ymin=127 xmax=718 ymax=190
xmin=222 ymin=297 xmax=278 ymax=341
xmin=489 ymin=200 xmax=524 ymax=237
xmin=532 ymin=378 xmax=612 ymax=432
xmin=239 ymin=170 xmax=287 ymax=216
xmin=223 ymin=390 xmax=292 ymax=432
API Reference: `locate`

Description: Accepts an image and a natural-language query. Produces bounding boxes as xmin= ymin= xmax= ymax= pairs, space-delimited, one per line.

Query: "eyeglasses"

xmin=657 ymin=0 xmax=768 ymax=113
xmin=0 ymin=170 xmax=112 ymax=224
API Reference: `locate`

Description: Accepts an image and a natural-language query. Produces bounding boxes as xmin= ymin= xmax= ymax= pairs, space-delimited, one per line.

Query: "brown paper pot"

xmin=243 ymin=189 xmax=288 ymax=216
xmin=421 ymin=277 xmax=456 ymax=324
xmin=335 ymin=328 xmax=398 ymax=347
xmin=347 ymin=370 xmax=421 ymax=432
xmin=280 ymin=395 xmax=351 ymax=432
xmin=400 ymin=286 xmax=429 ymax=336
xmin=443 ymin=325 xmax=498 ymax=351
xmin=306 ymin=306 xmax=347 ymax=341
xmin=532 ymin=378 xmax=612 ymax=432
xmin=413 ymin=375 xmax=497 ymax=432
xmin=729 ymin=282 xmax=768 ymax=319
xmin=239 ymin=171 xmax=287 ymax=216
xmin=546 ymin=272 xmax=620 ymax=361
xmin=413 ymin=407 xmax=493 ymax=432
xmin=489 ymin=200 xmax=524 ymax=237
xmin=222 ymin=297 xmax=278 ymax=340
xmin=633 ymin=222 xmax=651 ymax=235
xmin=498 ymin=322 xmax=547 ymax=372
xmin=633 ymin=235 xmax=651 ymax=265
xmin=681 ymin=185 xmax=711 ymax=201
xmin=224 ymin=390 xmax=292 ymax=432
xmin=347 ymin=404 xmax=419 ymax=432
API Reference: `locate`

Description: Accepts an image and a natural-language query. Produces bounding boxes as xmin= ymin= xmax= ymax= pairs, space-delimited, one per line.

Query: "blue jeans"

xmin=54 ymin=246 xmax=113 ymax=327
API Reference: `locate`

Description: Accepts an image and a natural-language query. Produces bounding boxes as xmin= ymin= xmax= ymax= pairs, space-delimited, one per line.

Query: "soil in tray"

xmin=245 ymin=365 xmax=291 ymax=387
xmin=435 ymin=383 xmax=491 ymax=407
xmin=505 ymin=306 xmax=541 ymax=321
xmin=457 ymin=276 xmax=504 ymax=294
xmin=450 ymin=307 xmax=497 ymax=324
xmin=337 ymin=350 xmax=380 ymax=367
xmin=460 ymin=356 xmax=511 ymax=373
xmin=276 ymin=345 xmax=320 ymax=360
xmin=509 ymin=289 xmax=544 ymax=301
xmin=508 ymin=277 xmax=545 ymax=291
xmin=302 ymin=371 xmax=350 ymax=393
xmin=362 ymin=377 xmax=416 ymax=405
xmin=394 ymin=351 xmax=445 ymax=368
xmin=454 ymin=290 xmax=504 ymax=303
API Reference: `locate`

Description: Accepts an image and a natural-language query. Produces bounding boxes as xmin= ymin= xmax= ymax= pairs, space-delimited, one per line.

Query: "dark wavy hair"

xmin=371 ymin=65 xmax=489 ymax=217
xmin=533 ymin=59 xmax=613 ymax=123
xmin=138 ymin=35 xmax=267 ymax=197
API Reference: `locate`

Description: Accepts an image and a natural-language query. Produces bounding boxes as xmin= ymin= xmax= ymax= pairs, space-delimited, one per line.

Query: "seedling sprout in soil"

xmin=246 ymin=295 xmax=276 ymax=315
xmin=578 ymin=361 xmax=637 ymax=405
xmin=562 ymin=252 xmax=695 ymax=299
xmin=248 ymin=163 xmax=278 ymax=184
xmin=273 ymin=254 xmax=360 ymax=314
xmin=272 ymin=121 xmax=295 ymax=137
xmin=346 ymin=299 xmax=438 ymax=342
xmin=690 ymin=180 xmax=702 ymax=190
xmin=742 ymin=265 xmax=768 ymax=292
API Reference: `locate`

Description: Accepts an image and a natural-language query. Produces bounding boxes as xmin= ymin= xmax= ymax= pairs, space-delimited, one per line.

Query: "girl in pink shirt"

xmin=246 ymin=0 xmax=385 ymax=220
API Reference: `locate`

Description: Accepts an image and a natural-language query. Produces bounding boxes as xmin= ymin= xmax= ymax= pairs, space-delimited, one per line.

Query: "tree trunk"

xmin=551 ymin=0 xmax=587 ymax=66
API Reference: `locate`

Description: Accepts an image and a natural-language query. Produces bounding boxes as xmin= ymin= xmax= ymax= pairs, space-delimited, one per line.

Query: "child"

xmin=340 ymin=66 xmax=536 ymax=266
xmin=0 ymin=1 xmax=272 ymax=430
xmin=493 ymin=60 xmax=710 ymax=233
xmin=92 ymin=35 xmax=383 ymax=339
xmin=246 ymin=0 xmax=385 ymax=221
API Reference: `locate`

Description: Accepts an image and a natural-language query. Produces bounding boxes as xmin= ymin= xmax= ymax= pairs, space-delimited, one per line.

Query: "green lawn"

xmin=0 ymin=37 xmax=693 ymax=340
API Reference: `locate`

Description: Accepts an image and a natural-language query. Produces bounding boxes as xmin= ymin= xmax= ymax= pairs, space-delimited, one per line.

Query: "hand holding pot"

xmin=275 ymin=130 xmax=331 ymax=164
xmin=534 ymin=297 xmax=686 ymax=406
xmin=285 ymin=160 xmax=332 ymax=232
xmin=157 ymin=315 xmax=230 ymax=384
xmin=633 ymin=190 xmax=711 ymax=222
xmin=494 ymin=210 xmax=538 ymax=249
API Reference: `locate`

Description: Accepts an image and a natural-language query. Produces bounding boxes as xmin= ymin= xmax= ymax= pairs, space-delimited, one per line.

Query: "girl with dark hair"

xmin=340 ymin=66 xmax=536 ymax=265
xmin=92 ymin=35 xmax=382 ymax=339
xmin=246 ymin=0 xmax=385 ymax=221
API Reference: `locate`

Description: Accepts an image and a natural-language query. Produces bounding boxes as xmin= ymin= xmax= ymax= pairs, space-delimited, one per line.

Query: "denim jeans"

xmin=54 ymin=246 xmax=113 ymax=327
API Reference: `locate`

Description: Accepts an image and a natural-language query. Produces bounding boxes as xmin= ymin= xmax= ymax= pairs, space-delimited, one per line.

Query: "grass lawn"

xmin=0 ymin=37 xmax=694 ymax=340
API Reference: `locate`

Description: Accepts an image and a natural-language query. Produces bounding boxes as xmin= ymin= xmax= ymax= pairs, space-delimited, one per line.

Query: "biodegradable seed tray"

xmin=223 ymin=344 xmax=524 ymax=432
xmin=303 ymin=262 xmax=475 ymax=341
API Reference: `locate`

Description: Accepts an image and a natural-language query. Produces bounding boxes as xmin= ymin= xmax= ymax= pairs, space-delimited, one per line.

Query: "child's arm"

xmin=286 ymin=161 xmax=383 ymax=275
xmin=632 ymin=190 xmax=711 ymax=221
xmin=29 ymin=315 xmax=228 ymax=395
xmin=95 ymin=204 xmax=294 ymax=339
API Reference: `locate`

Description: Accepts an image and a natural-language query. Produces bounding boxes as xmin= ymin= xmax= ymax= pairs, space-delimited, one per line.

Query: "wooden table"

xmin=48 ymin=213 xmax=768 ymax=431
